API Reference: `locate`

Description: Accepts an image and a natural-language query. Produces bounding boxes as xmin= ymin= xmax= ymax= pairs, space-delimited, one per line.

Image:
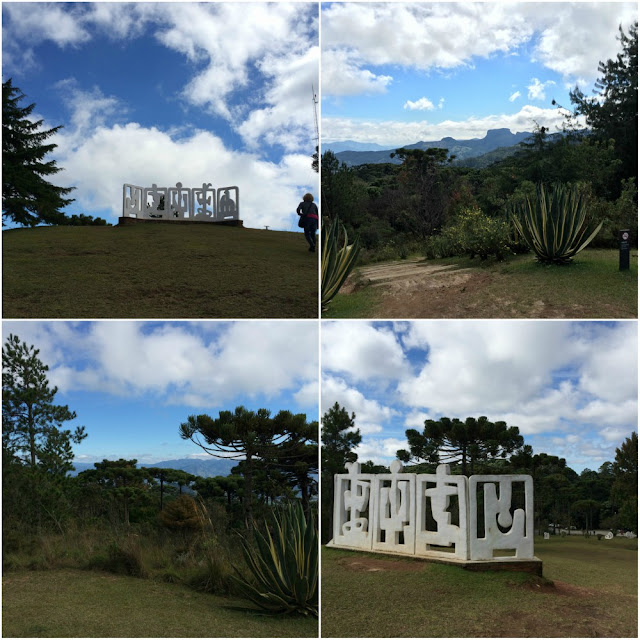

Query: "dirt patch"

xmin=510 ymin=577 xmax=596 ymax=598
xmin=337 ymin=556 xmax=427 ymax=573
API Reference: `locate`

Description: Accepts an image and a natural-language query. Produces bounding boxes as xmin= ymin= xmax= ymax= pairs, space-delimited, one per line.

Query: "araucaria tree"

xmin=179 ymin=406 xmax=317 ymax=527
xmin=397 ymin=416 xmax=524 ymax=476
xmin=2 ymin=334 xmax=86 ymax=473
xmin=2 ymin=78 xmax=74 ymax=226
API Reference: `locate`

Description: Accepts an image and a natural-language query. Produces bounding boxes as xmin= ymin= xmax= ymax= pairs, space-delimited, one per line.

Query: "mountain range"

xmin=326 ymin=128 xmax=535 ymax=167
xmin=70 ymin=457 xmax=236 ymax=478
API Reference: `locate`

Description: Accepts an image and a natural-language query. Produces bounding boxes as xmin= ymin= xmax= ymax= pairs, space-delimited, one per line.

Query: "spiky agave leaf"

xmin=321 ymin=216 xmax=361 ymax=308
xmin=511 ymin=183 xmax=603 ymax=264
xmin=231 ymin=503 xmax=318 ymax=617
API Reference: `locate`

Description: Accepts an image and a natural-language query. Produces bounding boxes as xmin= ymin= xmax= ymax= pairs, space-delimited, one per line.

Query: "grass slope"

xmin=324 ymin=249 xmax=637 ymax=318
xmin=321 ymin=536 xmax=637 ymax=637
xmin=2 ymin=569 xmax=318 ymax=637
xmin=3 ymin=225 xmax=317 ymax=318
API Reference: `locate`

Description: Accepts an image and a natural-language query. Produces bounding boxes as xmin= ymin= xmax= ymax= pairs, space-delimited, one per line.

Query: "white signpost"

xmin=122 ymin=183 xmax=239 ymax=221
xmin=329 ymin=462 xmax=539 ymax=570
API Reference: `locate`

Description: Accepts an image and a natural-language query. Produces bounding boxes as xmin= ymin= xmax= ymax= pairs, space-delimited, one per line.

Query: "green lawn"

xmin=324 ymin=248 xmax=637 ymax=318
xmin=321 ymin=536 xmax=637 ymax=637
xmin=2 ymin=225 xmax=318 ymax=318
xmin=2 ymin=569 xmax=318 ymax=637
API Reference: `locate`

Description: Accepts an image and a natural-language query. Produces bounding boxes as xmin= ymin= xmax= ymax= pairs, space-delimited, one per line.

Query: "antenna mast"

xmin=312 ymin=84 xmax=319 ymax=153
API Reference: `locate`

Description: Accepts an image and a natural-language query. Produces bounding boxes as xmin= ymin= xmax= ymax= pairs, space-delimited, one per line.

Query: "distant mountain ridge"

xmin=71 ymin=457 xmax=236 ymax=478
xmin=332 ymin=128 xmax=534 ymax=167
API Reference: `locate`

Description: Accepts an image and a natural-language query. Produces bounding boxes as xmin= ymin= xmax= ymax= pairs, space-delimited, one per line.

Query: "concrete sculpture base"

xmin=118 ymin=217 xmax=243 ymax=227
xmin=325 ymin=543 xmax=543 ymax=575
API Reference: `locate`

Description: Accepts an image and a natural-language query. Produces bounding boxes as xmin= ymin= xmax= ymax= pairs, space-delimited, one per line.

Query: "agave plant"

xmin=321 ymin=216 xmax=361 ymax=309
xmin=510 ymin=183 xmax=603 ymax=264
xmin=232 ymin=502 xmax=318 ymax=617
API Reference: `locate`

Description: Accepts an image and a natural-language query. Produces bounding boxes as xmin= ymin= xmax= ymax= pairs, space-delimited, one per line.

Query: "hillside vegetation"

xmin=2 ymin=224 xmax=317 ymax=318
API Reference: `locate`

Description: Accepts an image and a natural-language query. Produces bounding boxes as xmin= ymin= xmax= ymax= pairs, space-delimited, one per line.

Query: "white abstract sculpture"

xmin=469 ymin=474 xmax=534 ymax=560
xmin=329 ymin=463 xmax=536 ymax=563
xmin=123 ymin=183 xmax=239 ymax=221
xmin=416 ymin=464 xmax=468 ymax=559
xmin=332 ymin=462 xmax=374 ymax=549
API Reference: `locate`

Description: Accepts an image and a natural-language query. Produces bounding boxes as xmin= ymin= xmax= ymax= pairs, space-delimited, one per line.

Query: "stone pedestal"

xmin=118 ymin=217 xmax=243 ymax=227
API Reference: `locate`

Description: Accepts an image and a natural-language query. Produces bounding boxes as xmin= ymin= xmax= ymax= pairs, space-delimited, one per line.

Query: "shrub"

xmin=438 ymin=207 xmax=511 ymax=260
xmin=159 ymin=495 xmax=206 ymax=533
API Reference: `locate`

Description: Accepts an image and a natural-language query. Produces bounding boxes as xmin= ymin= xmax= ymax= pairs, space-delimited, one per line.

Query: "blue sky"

xmin=2 ymin=321 xmax=319 ymax=464
xmin=321 ymin=321 xmax=638 ymax=473
xmin=2 ymin=3 xmax=319 ymax=230
xmin=321 ymin=2 xmax=637 ymax=146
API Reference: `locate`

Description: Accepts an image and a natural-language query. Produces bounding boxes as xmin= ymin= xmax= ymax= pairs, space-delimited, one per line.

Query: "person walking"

xmin=296 ymin=193 xmax=319 ymax=252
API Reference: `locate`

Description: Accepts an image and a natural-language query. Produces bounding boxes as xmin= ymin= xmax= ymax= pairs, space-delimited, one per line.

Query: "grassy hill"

xmin=2 ymin=224 xmax=318 ymax=318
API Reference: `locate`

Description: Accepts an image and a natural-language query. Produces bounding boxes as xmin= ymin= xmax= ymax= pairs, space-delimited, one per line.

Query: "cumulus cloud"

xmin=527 ymin=77 xmax=556 ymax=101
xmin=2 ymin=321 xmax=318 ymax=409
xmin=322 ymin=104 xmax=577 ymax=147
xmin=509 ymin=91 xmax=521 ymax=102
xmin=321 ymin=49 xmax=392 ymax=96
xmin=322 ymin=322 xmax=408 ymax=382
xmin=47 ymin=84 xmax=316 ymax=229
xmin=404 ymin=97 xmax=436 ymax=111
xmin=321 ymin=376 xmax=398 ymax=435
xmin=355 ymin=437 xmax=409 ymax=465
xmin=321 ymin=2 xmax=637 ymax=97
xmin=2 ymin=3 xmax=319 ymax=215
xmin=321 ymin=321 xmax=637 ymax=470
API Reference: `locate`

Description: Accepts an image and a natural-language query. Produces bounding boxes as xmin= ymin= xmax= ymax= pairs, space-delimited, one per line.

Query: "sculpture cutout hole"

xmin=427 ymin=544 xmax=455 ymax=554
xmin=398 ymin=531 xmax=405 ymax=545
xmin=493 ymin=549 xmax=516 ymax=558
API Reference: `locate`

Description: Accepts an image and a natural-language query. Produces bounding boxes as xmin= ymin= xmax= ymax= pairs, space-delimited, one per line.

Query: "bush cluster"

xmin=425 ymin=207 xmax=512 ymax=260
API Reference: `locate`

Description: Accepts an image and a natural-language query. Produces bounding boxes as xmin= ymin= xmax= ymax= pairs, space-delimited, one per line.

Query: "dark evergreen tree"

xmin=2 ymin=333 xmax=86 ymax=473
xmin=320 ymin=402 xmax=361 ymax=543
xmin=568 ymin=22 xmax=638 ymax=184
xmin=2 ymin=79 xmax=75 ymax=226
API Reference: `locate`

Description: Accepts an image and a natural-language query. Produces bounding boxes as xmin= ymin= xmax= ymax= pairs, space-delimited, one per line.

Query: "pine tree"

xmin=2 ymin=78 xmax=75 ymax=226
xmin=568 ymin=22 xmax=638 ymax=183
xmin=2 ymin=333 xmax=86 ymax=474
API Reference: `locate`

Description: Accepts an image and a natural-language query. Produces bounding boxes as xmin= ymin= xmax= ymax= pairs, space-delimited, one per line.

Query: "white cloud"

xmin=321 ymin=3 xmax=637 ymax=97
xmin=355 ymin=437 xmax=409 ymax=465
xmin=3 ymin=3 xmax=318 ymax=156
xmin=323 ymin=105 xmax=578 ymax=147
xmin=49 ymin=88 xmax=316 ymax=230
xmin=527 ymin=77 xmax=556 ymax=101
xmin=3 ymin=3 xmax=90 ymax=47
xmin=2 ymin=321 xmax=318 ymax=409
xmin=322 ymin=322 xmax=408 ymax=382
xmin=532 ymin=3 xmax=638 ymax=82
xmin=321 ymin=321 xmax=637 ymax=470
xmin=321 ymin=376 xmax=398 ymax=435
xmin=509 ymin=91 xmax=521 ymax=102
xmin=404 ymin=97 xmax=436 ymax=111
xmin=321 ymin=49 xmax=392 ymax=97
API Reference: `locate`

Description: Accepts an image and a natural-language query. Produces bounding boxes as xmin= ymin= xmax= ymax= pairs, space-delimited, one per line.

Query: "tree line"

xmin=2 ymin=334 xmax=318 ymax=541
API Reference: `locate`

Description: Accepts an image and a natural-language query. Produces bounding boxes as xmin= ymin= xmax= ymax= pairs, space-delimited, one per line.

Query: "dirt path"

xmin=342 ymin=258 xmax=571 ymax=318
